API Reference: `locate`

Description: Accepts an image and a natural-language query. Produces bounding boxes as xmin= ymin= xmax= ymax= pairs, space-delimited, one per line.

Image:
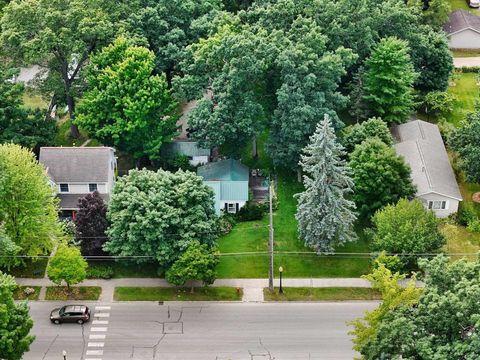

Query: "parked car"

xmin=469 ymin=0 xmax=480 ymax=8
xmin=50 ymin=305 xmax=90 ymax=324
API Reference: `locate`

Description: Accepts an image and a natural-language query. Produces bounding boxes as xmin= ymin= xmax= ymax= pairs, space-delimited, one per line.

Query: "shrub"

xmin=467 ymin=219 xmax=480 ymax=233
xmin=373 ymin=251 xmax=404 ymax=274
xmin=23 ymin=287 xmax=35 ymax=296
xmin=237 ymin=201 xmax=267 ymax=221
xmin=86 ymin=266 xmax=114 ymax=279
xmin=218 ymin=214 xmax=237 ymax=235
xmin=457 ymin=202 xmax=478 ymax=226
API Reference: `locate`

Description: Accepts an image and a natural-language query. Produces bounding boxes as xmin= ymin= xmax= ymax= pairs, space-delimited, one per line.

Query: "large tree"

xmin=0 ymin=0 xmax=116 ymax=138
xmin=353 ymin=255 xmax=480 ymax=359
xmin=0 ymin=67 xmax=55 ymax=149
xmin=104 ymin=169 xmax=218 ymax=267
xmin=295 ymin=115 xmax=357 ymax=253
xmin=349 ymin=138 xmax=416 ymax=218
xmin=0 ymin=226 xmax=21 ymax=270
xmin=0 ymin=272 xmax=35 ymax=360
xmin=449 ymin=109 xmax=480 ymax=183
xmin=47 ymin=245 xmax=87 ymax=290
xmin=76 ymin=37 xmax=178 ymax=161
xmin=362 ymin=37 xmax=417 ymax=124
xmin=371 ymin=199 xmax=446 ymax=270
xmin=341 ymin=117 xmax=393 ymax=154
xmin=74 ymin=192 xmax=108 ymax=256
xmin=0 ymin=143 xmax=61 ymax=256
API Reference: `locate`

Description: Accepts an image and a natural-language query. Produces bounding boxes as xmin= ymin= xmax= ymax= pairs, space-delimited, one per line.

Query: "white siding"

xmin=190 ymin=156 xmax=209 ymax=166
xmin=58 ymin=183 xmax=108 ymax=194
xmin=448 ymin=29 xmax=480 ymax=49
xmin=418 ymin=193 xmax=460 ymax=218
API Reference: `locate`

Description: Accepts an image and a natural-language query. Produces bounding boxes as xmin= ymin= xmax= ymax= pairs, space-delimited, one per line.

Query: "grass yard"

xmin=45 ymin=286 xmax=101 ymax=301
xmin=22 ymin=89 xmax=48 ymax=109
xmin=442 ymin=224 xmax=480 ymax=261
xmin=217 ymin=174 xmax=372 ymax=278
xmin=2 ymin=258 xmax=48 ymax=278
xmin=87 ymin=260 xmax=162 ymax=278
xmin=13 ymin=286 xmax=41 ymax=301
xmin=452 ymin=49 xmax=480 ymax=57
xmin=450 ymin=0 xmax=480 ymax=13
xmin=114 ymin=287 xmax=243 ymax=301
xmin=446 ymin=72 xmax=479 ymax=127
xmin=53 ymin=118 xmax=90 ymax=147
xmin=263 ymin=287 xmax=381 ymax=301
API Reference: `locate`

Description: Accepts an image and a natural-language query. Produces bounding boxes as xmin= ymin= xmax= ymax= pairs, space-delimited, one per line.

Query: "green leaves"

xmin=47 ymin=245 xmax=87 ymax=287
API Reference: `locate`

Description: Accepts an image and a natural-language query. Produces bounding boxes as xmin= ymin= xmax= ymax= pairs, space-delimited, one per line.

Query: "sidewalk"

xmin=15 ymin=277 xmax=372 ymax=302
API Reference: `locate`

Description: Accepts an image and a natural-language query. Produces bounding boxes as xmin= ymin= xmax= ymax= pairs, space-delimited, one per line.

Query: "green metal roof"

xmin=197 ymin=159 xmax=249 ymax=181
xmin=161 ymin=141 xmax=210 ymax=157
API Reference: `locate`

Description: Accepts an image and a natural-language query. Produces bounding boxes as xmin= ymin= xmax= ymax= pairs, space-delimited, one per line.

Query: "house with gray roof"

xmin=197 ymin=159 xmax=249 ymax=215
xmin=392 ymin=120 xmax=462 ymax=218
xmin=443 ymin=9 xmax=480 ymax=49
xmin=39 ymin=147 xmax=116 ymax=218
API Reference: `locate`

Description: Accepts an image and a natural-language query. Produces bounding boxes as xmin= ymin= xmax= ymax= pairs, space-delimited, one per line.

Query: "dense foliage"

xmin=104 ymin=169 xmax=218 ymax=266
xmin=74 ymin=192 xmax=108 ymax=256
xmin=0 ymin=272 xmax=35 ymax=360
xmin=349 ymin=138 xmax=416 ymax=218
xmin=295 ymin=115 xmax=357 ymax=253
xmin=341 ymin=117 xmax=393 ymax=154
xmin=0 ymin=144 xmax=61 ymax=256
xmin=47 ymin=245 xmax=87 ymax=289
xmin=0 ymin=226 xmax=21 ymax=270
xmin=371 ymin=199 xmax=446 ymax=270
xmin=77 ymin=37 xmax=178 ymax=160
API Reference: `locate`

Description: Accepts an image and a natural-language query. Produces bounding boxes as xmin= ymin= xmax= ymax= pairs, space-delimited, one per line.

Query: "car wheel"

xmin=77 ymin=319 xmax=84 ymax=325
xmin=54 ymin=320 xmax=60 ymax=325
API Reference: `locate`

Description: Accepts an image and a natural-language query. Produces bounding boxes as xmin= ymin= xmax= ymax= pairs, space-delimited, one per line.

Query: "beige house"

xmin=392 ymin=120 xmax=462 ymax=218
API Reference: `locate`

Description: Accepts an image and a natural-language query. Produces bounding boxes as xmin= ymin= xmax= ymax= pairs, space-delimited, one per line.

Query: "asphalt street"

xmin=24 ymin=301 xmax=378 ymax=360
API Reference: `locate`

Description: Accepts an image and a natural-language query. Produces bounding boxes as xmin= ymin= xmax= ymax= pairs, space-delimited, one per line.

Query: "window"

xmin=227 ymin=203 xmax=237 ymax=214
xmin=89 ymin=183 xmax=98 ymax=192
xmin=428 ymin=200 xmax=447 ymax=210
xmin=59 ymin=184 xmax=69 ymax=193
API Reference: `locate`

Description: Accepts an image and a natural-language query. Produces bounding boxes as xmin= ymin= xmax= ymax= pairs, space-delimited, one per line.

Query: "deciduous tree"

xmin=76 ymin=37 xmax=178 ymax=161
xmin=47 ymin=245 xmax=87 ymax=290
xmin=0 ymin=143 xmax=61 ymax=256
xmin=295 ymin=115 xmax=357 ymax=253
xmin=165 ymin=240 xmax=218 ymax=292
xmin=104 ymin=169 xmax=218 ymax=267
xmin=363 ymin=37 xmax=417 ymax=124
xmin=0 ymin=272 xmax=35 ymax=360
xmin=0 ymin=226 xmax=21 ymax=270
xmin=348 ymin=138 xmax=416 ymax=217
xmin=341 ymin=117 xmax=393 ymax=154
xmin=371 ymin=199 xmax=446 ymax=270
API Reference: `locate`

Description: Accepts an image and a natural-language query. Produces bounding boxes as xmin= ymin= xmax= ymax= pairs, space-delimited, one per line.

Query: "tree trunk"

xmin=66 ymin=93 xmax=80 ymax=139
xmin=190 ymin=285 xmax=194 ymax=294
xmin=297 ymin=168 xmax=302 ymax=183
xmin=252 ymin=136 xmax=257 ymax=159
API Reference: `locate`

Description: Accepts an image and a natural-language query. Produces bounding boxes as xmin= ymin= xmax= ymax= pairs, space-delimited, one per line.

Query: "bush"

xmin=237 ymin=201 xmax=267 ymax=221
xmin=218 ymin=214 xmax=237 ymax=235
xmin=457 ymin=202 xmax=478 ymax=226
xmin=467 ymin=219 xmax=480 ymax=233
xmin=373 ymin=251 xmax=404 ymax=274
xmin=86 ymin=266 xmax=114 ymax=279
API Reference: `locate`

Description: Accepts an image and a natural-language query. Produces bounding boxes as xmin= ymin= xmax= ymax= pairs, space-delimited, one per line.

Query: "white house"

xmin=161 ymin=141 xmax=210 ymax=166
xmin=39 ymin=147 xmax=117 ymax=218
xmin=443 ymin=9 xmax=480 ymax=49
xmin=392 ymin=120 xmax=462 ymax=218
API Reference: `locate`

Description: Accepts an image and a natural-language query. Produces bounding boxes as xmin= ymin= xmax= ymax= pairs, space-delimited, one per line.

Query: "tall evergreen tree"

xmin=295 ymin=115 xmax=357 ymax=253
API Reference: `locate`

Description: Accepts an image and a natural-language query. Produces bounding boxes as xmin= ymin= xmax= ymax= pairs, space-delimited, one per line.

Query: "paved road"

xmin=453 ymin=57 xmax=480 ymax=67
xmin=24 ymin=301 xmax=378 ymax=360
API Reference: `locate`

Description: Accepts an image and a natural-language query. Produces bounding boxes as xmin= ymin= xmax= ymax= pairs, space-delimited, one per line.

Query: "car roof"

xmin=64 ymin=305 xmax=87 ymax=312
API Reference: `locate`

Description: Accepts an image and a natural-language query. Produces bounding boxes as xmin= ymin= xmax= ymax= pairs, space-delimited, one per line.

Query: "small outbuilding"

xmin=161 ymin=140 xmax=210 ymax=166
xmin=197 ymin=159 xmax=249 ymax=215
xmin=392 ymin=120 xmax=462 ymax=218
xmin=443 ymin=9 xmax=480 ymax=49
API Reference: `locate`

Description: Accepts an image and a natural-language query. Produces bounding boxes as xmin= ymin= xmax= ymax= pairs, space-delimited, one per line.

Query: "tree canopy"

xmin=47 ymin=245 xmax=87 ymax=289
xmin=104 ymin=169 xmax=218 ymax=267
xmin=349 ymin=138 xmax=416 ymax=218
xmin=0 ymin=143 xmax=61 ymax=256
xmin=341 ymin=117 xmax=393 ymax=154
xmin=76 ymin=37 xmax=178 ymax=160
xmin=295 ymin=115 xmax=357 ymax=253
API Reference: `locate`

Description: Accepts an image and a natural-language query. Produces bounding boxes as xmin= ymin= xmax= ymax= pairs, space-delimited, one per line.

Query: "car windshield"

xmin=59 ymin=307 xmax=66 ymax=315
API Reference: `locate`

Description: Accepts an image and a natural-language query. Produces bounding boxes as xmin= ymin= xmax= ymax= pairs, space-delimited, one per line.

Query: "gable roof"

xmin=39 ymin=147 xmax=115 ymax=183
xmin=392 ymin=120 xmax=462 ymax=201
xmin=161 ymin=141 xmax=210 ymax=158
xmin=197 ymin=159 xmax=249 ymax=182
xmin=443 ymin=9 xmax=480 ymax=35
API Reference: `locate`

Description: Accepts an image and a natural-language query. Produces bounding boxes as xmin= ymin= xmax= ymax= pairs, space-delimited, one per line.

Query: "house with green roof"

xmin=161 ymin=140 xmax=210 ymax=166
xmin=197 ymin=159 xmax=249 ymax=215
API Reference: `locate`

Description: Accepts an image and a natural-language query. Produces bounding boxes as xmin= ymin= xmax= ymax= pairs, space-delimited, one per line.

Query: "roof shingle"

xmin=443 ymin=9 xmax=480 ymax=35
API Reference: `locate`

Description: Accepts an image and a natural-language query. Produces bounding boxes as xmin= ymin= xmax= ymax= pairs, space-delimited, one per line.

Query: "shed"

xmin=161 ymin=140 xmax=210 ymax=166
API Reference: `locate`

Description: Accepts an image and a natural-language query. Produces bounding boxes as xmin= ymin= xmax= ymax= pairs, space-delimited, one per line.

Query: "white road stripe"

xmin=84 ymin=358 xmax=102 ymax=360
xmin=86 ymin=350 xmax=103 ymax=356
xmin=87 ymin=342 xmax=105 ymax=347
xmin=89 ymin=334 xmax=106 ymax=339
xmin=91 ymin=327 xmax=107 ymax=332
xmin=92 ymin=320 xmax=109 ymax=325
xmin=94 ymin=313 xmax=110 ymax=318
xmin=95 ymin=306 xmax=111 ymax=310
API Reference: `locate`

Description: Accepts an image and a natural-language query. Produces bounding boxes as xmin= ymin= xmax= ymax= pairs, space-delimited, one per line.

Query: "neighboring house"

xmin=161 ymin=141 xmax=210 ymax=166
xmin=39 ymin=147 xmax=117 ymax=218
xmin=197 ymin=159 xmax=249 ymax=215
xmin=392 ymin=120 xmax=462 ymax=218
xmin=443 ymin=9 xmax=480 ymax=49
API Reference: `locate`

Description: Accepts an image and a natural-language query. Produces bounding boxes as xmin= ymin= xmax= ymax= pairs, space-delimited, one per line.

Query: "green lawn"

xmin=217 ymin=174 xmax=371 ymax=278
xmin=13 ymin=286 xmax=41 ymax=301
xmin=54 ymin=118 xmax=89 ymax=147
xmin=452 ymin=49 xmax=480 ymax=57
xmin=450 ymin=0 xmax=480 ymax=13
xmin=45 ymin=286 xmax=101 ymax=300
xmin=87 ymin=260 xmax=162 ymax=278
xmin=2 ymin=258 xmax=48 ymax=278
xmin=263 ymin=287 xmax=381 ymax=301
xmin=22 ymin=90 xmax=48 ymax=110
xmin=114 ymin=287 xmax=243 ymax=301
xmin=446 ymin=72 xmax=479 ymax=127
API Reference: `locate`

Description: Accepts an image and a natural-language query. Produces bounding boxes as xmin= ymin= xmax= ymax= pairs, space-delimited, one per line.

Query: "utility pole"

xmin=268 ymin=182 xmax=274 ymax=291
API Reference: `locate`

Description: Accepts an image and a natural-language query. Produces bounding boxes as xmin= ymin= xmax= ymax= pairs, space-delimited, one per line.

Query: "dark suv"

xmin=50 ymin=305 xmax=90 ymax=324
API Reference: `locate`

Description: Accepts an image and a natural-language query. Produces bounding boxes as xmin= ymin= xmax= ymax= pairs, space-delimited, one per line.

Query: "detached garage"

xmin=444 ymin=9 xmax=480 ymax=49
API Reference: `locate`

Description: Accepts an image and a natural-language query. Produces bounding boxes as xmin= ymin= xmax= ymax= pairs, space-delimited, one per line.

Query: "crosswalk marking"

xmin=91 ymin=327 xmax=107 ymax=332
xmin=84 ymin=358 xmax=102 ymax=360
xmin=89 ymin=334 xmax=106 ymax=339
xmin=94 ymin=313 xmax=110 ymax=318
xmin=95 ymin=306 xmax=111 ymax=310
xmin=87 ymin=342 xmax=105 ymax=347
xmin=92 ymin=320 xmax=109 ymax=325
xmin=86 ymin=350 xmax=104 ymax=356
